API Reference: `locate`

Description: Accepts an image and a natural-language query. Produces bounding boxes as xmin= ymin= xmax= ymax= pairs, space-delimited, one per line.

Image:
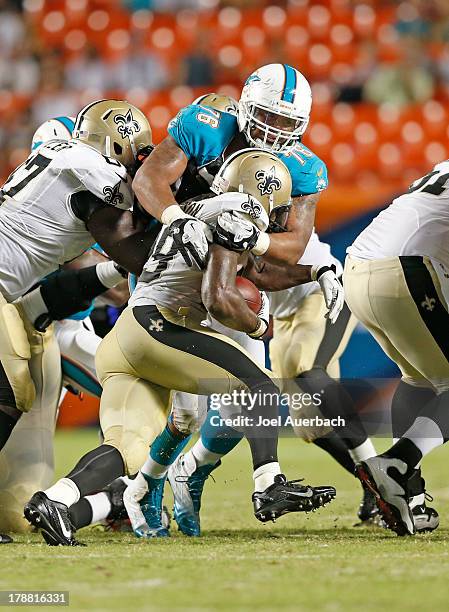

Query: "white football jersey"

xmin=0 ymin=139 xmax=133 ymax=301
xmin=348 ymin=161 xmax=449 ymax=267
xmin=269 ymin=230 xmax=342 ymax=319
xmin=129 ymin=192 xmax=268 ymax=320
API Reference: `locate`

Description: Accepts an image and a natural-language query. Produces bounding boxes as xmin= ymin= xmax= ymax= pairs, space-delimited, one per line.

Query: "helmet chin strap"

xmin=105 ymin=135 xmax=111 ymax=158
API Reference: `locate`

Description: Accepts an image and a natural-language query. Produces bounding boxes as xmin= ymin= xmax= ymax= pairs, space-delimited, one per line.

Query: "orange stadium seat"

xmin=331 ymin=103 xmax=357 ymax=141
xmin=308 ymin=43 xmax=333 ymax=79
xmin=307 ymin=5 xmax=331 ymax=41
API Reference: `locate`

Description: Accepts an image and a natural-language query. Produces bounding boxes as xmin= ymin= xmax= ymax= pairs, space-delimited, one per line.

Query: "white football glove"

xmin=122 ymin=472 xmax=151 ymax=537
xmin=311 ymin=264 xmax=345 ymax=324
xmin=214 ymin=211 xmax=261 ymax=252
xmin=169 ymin=217 xmax=213 ymax=269
xmin=248 ymin=290 xmax=269 ymax=339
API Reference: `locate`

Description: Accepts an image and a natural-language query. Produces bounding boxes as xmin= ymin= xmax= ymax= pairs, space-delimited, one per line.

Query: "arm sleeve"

xmin=40 ymin=266 xmax=109 ymax=321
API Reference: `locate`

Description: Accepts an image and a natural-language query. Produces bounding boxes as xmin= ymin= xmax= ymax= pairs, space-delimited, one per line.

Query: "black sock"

xmin=241 ymin=381 xmax=279 ymax=470
xmin=313 ymin=431 xmax=356 ymax=475
xmin=0 ymin=408 xmax=20 ymax=450
xmin=391 ymin=381 xmax=436 ymax=439
xmin=382 ymin=438 xmax=423 ymax=469
xmin=69 ymin=498 xmax=93 ymax=530
xmin=297 ymin=367 xmax=367 ymax=449
xmin=66 ymin=445 xmax=125 ymax=497
xmin=407 ymin=468 xmax=424 ymax=498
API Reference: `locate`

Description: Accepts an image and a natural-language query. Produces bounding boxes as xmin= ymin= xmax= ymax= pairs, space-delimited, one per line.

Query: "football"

xmin=235 ymin=276 xmax=262 ymax=313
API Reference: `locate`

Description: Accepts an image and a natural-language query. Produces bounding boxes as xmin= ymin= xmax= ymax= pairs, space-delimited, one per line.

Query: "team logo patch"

xmin=421 ymin=295 xmax=436 ymax=312
xmin=114 ymin=109 xmax=140 ymax=138
xmin=103 ymin=182 xmax=124 ymax=206
xmin=149 ymin=318 xmax=164 ymax=332
xmin=255 ymin=166 xmax=282 ymax=196
xmin=241 ymin=196 xmax=262 ymax=219
xmin=244 ymin=74 xmax=261 ymax=86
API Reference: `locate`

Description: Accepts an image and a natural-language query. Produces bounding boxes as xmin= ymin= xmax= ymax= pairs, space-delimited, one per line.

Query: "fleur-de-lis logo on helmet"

xmin=255 ymin=166 xmax=282 ymax=196
xmin=241 ymin=196 xmax=262 ymax=219
xmin=114 ymin=109 xmax=141 ymax=138
xmin=103 ymin=182 xmax=124 ymax=206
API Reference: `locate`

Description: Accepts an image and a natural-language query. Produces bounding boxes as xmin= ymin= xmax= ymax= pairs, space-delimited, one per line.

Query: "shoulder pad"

xmin=167 ymin=104 xmax=238 ymax=167
xmin=280 ymin=144 xmax=328 ymax=197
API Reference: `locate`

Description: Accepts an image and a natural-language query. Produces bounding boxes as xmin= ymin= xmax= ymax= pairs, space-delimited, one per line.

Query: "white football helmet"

xmin=238 ymin=63 xmax=312 ymax=154
xmin=31 ymin=116 xmax=75 ymax=151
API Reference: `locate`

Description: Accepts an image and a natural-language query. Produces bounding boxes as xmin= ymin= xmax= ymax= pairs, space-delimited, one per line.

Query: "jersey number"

xmin=408 ymin=170 xmax=449 ymax=195
xmin=139 ymin=227 xmax=178 ymax=284
xmin=1 ymin=153 xmax=51 ymax=201
xmin=196 ymin=109 xmax=220 ymax=129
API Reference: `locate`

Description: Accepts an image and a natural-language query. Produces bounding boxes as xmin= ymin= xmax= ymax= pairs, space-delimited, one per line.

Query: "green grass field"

xmin=1 ymin=429 xmax=449 ymax=611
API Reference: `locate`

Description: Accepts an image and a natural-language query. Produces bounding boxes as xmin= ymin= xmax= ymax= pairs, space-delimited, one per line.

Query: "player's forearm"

xmin=87 ymin=208 xmax=160 ymax=275
xmin=202 ymin=245 xmax=260 ymax=333
xmin=262 ymin=232 xmax=310 ymax=266
xmin=262 ymin=194 xmax=318 ymax=266
xmin=133 ymin=172 xmax=177 ymax=221
xmin=98 ymin=280 xmax=130 ymax=307
xmin=204 ymin=286 xmax=259 ymax=332
xmin=245 ymin=259 xmax=312 ymax=291
xmin=132 ymin=136 xmax=188 ymax=222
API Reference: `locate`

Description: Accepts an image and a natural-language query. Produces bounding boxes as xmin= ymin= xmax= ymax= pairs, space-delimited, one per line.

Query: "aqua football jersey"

xmin=168 ymin=104 xmax=328 ymax=198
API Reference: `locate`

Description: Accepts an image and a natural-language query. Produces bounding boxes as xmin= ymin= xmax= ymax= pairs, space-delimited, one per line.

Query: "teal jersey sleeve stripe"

xmin=282 ymin=64 xmax=297 ymax=104
xmin=55 ymin=116 xmax=75 ymax=136
xmin=61 ymin=357 xmax=102 ymax=398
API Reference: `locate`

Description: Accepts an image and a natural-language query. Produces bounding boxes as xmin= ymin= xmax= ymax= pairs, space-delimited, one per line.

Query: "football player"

xmin=168 ymin=229 xmax=377 ymax=536
xmin=345 ymin=163 xmax=449 ymax=535
xmin=25 ymin=151 xmax=336 ymax=545
xmin=132 ymin=64 xmax=329 ymax=275
xmin=0 ymin=99 xmax=156 ymax=541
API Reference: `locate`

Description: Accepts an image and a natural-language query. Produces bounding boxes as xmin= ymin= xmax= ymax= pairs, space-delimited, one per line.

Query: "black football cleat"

xmin=0 ymin=534 xmax=13 ymax=544
xmin=104 ymin=478 xmax=128 ymax=521
xmin=24 ymin=492 xmax=82 ymax=546
xmin=356 ymin=486 xmax=380 ymax=524
xmin=253 ymin=474 xmax=336 ymax=523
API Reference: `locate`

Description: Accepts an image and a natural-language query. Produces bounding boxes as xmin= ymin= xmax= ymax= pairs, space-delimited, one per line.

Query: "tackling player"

xmin=24 ymin=150 xmax=336 ymax=545
xmin=132 ymin=64 xmax=328 ymax=272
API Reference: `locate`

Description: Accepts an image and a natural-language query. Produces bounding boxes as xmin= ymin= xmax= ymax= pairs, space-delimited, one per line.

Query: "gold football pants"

xmin=96 ymin=305 xmax=275 ymax=474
